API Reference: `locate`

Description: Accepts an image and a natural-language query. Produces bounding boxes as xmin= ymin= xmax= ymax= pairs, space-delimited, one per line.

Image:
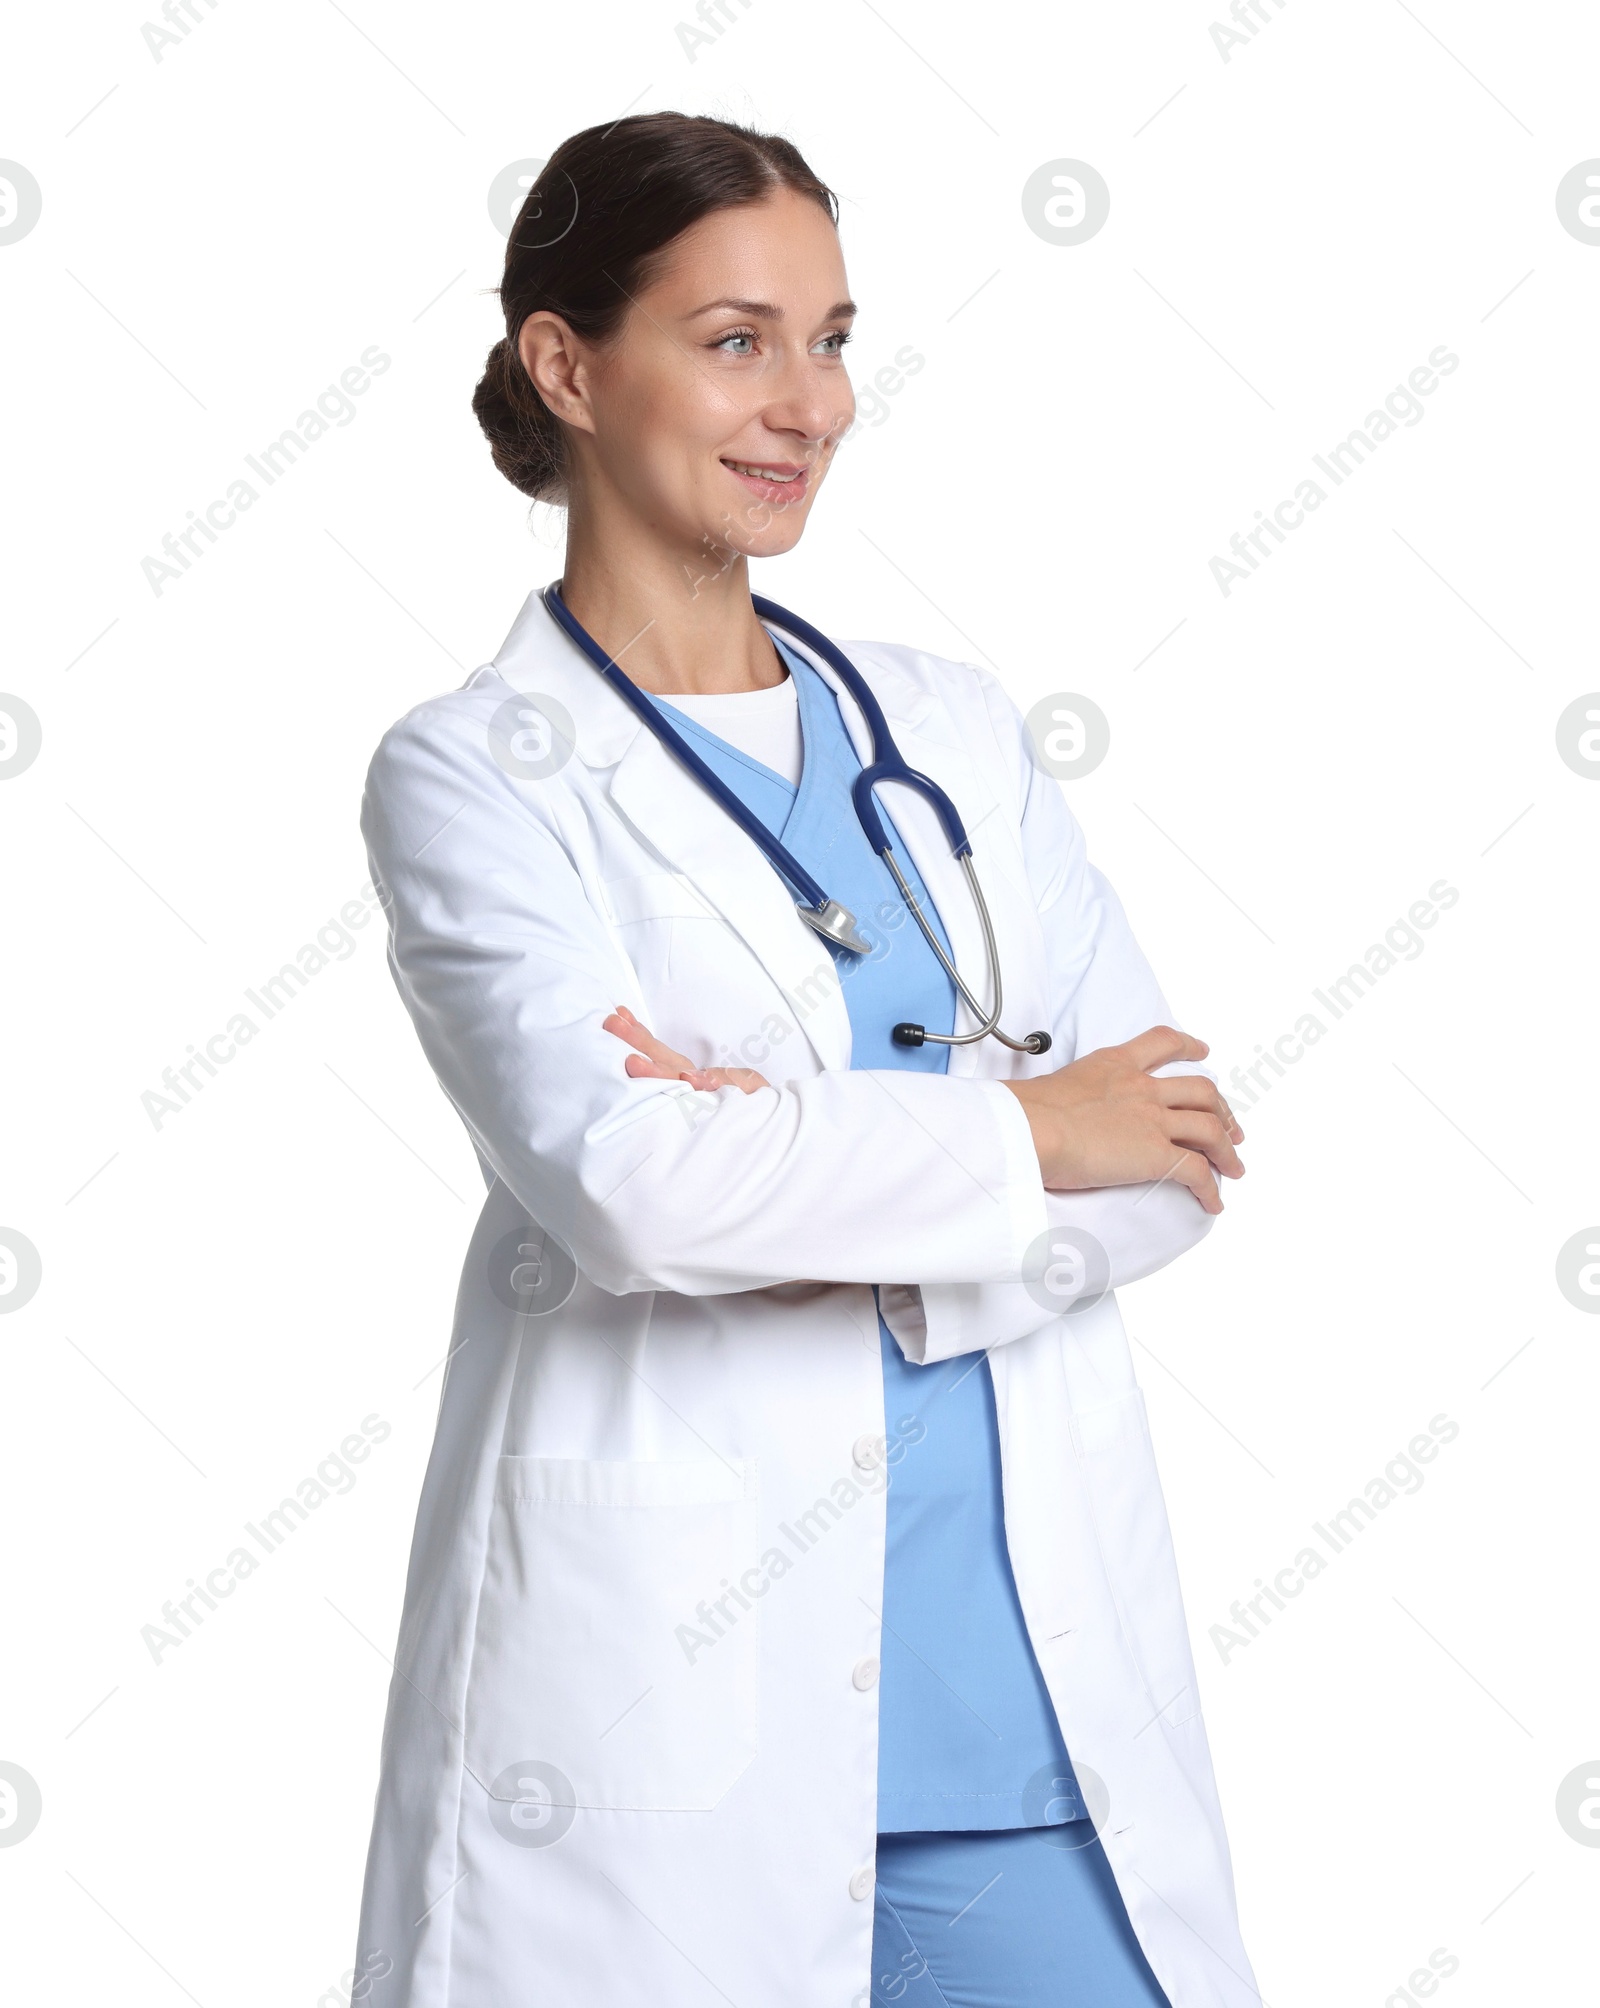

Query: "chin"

xmin=747 ymin=517 xmax=810 ymax=560
xmin=697 ymin=513 xmax=810 ymax=565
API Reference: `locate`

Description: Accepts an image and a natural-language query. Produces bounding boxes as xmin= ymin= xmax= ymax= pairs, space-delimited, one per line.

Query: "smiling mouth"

xmin=722 ymin=459 xmax=808 ymax=484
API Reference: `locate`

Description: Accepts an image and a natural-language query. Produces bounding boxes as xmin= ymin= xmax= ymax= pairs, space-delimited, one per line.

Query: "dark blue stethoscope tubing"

xmin=849 ymin=760 xmax=970 ymax=862
xmin=748 ymin=594 xmax=973 ymax=860
xmin=540 ymin=583 xmax=835 ymax=916
xmin=542 ymin=583 xmax=974 ymax=906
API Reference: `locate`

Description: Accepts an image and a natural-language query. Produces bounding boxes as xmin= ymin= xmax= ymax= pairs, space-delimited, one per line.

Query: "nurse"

xmin=355 ymin=111 xmax=1255 ymax=2008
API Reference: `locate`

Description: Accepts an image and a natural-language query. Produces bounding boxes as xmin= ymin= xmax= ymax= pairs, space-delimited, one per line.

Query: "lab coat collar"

xmin=488 ymin=586 xmax=992 ymax=1077
xmin=488 ymin=584 xmax=937 ymax=759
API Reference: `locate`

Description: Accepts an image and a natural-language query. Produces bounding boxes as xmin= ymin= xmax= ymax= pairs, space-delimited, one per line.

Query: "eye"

xmin=813 ymin=329 xmax=854 ymax=358
xmin=713 ymin=327 xmax=758 ymax=356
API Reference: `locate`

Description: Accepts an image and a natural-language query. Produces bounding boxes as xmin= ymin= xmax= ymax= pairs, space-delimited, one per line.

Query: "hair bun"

xmin=472 ymin=336 xmax=562 ymax=502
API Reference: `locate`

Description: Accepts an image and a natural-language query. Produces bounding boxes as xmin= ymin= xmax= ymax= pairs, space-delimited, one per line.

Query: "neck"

xmin=559 ymin=503 xmax=785 ymax=698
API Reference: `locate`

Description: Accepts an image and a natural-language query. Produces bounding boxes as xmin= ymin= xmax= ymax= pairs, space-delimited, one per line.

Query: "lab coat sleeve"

xmin=880 ymin=669 xmax=1217 ymax=1365
xmin=360 ymin=695 xmax=1048 ymax=1300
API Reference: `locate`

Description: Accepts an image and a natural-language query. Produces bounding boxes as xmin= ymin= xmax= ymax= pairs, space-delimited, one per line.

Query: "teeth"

xmin=728 ymin=462 xmax=801 ymax=482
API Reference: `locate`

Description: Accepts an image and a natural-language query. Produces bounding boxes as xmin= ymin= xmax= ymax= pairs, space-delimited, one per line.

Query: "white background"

xmin=2 ymin=2 xmax=1597 ymax=2002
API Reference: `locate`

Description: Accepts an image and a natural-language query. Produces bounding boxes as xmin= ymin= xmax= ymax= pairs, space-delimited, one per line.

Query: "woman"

xmin=353 ymin=112 xmax=1259 ymax=2008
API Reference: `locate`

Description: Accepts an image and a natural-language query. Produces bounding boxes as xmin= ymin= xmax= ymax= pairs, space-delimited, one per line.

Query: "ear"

xmin=519 ymin=313 xmax=595 ymax=436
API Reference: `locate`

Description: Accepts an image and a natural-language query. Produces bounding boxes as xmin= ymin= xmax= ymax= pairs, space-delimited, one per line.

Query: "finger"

xmin=1124 ymin=1025 xmax=1210 ymax=1074
xmin=603 ymin=1011 xmax=693 ymax=1075
xmin=1164 ymin=1111 xmax=1245 ymax=1180
xmin=603 ymin=1010 xmax=651 ymax=1051
xmin=603 ymin=1010 xmax=656 ymax=1053
xmin=1155 ymin=1075 xmax=1245 ymax=1142
xmin=623 ymin=1052 xmax=679 ymax=1081
xmin=607 ymin=1017 xmax=671 ymax=1062
xmin=1162 ymin=1148 xmax=1224 ymax=1215
xmin=717 ymin=1067 xmax=771 ymax=1094
xmin=680 ymin=1067 xmax=773 ymax=1095
xmin=1166 ymin=1111 xmax=1245 ymax=1178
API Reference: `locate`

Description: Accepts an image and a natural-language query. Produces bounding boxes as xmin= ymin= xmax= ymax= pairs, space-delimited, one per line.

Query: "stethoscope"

xmin=541 ymin=584 xmax=1050 ymax=1055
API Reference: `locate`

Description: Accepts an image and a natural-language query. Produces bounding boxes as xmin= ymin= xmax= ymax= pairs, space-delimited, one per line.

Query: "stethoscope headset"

xmin=541 ymin=584 xmax=1051 ymax=1056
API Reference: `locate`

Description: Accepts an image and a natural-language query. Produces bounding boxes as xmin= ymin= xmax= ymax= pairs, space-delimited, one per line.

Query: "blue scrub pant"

xmin=868 ymin=1826 xmax=1172 ymax=2007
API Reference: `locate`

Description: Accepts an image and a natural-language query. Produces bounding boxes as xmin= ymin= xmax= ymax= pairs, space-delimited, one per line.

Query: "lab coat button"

xmin=851 ymin=1434 xmax=885 ymax=1471
xmin=852 ymin=1655 xmax=880 ymax=1691
xmin=849 ymin=1863 xmax=874 ymax=1901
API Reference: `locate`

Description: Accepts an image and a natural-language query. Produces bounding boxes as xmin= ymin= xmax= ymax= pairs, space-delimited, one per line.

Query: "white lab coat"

xmin=351 ymin=586 xmax=1261 ymax=2008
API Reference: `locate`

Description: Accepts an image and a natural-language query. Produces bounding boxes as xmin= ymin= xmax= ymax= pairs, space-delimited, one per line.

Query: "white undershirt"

xmin=661 ymin=671 xmax=803 ymax=787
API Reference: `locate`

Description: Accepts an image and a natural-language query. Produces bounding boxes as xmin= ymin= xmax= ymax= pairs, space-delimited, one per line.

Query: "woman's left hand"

xmin=603 ymin=1005 xmax=771 ymax=1093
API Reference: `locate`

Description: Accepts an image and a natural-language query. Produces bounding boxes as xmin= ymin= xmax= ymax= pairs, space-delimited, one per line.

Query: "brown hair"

xmin=472 ymin=112 xmax=839 ymax=503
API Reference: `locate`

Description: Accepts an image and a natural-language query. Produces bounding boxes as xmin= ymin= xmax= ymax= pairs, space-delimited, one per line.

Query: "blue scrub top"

xmin=652 ymin=636 xmax=1087 ymax=1832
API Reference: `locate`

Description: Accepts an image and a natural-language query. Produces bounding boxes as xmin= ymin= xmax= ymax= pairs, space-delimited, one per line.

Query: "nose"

xmin=758 ymin=344 xmax=852 ymax=454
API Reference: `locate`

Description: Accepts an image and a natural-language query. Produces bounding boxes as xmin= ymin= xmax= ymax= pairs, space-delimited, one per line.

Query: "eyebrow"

xmin=687 ymin=296 xmax=858 ymax=320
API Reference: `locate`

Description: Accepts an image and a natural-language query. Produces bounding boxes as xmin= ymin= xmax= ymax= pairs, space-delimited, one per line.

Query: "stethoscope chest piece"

xmin=798 ymin=897 xmax=873 ymax=956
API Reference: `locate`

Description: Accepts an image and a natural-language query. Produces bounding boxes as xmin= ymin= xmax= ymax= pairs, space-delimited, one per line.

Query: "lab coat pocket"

xmin=464 ymin=1455 xmax=760 ymax=1812
xmin=1071 ymin=1390 xmax=1204 ymax=1728
xmin=601 ymin=869 xmax=720 ymax=926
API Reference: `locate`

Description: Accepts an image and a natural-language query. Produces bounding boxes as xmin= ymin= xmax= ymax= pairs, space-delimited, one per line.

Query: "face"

xmin=522 ymin=188 xmax=857 ymax=564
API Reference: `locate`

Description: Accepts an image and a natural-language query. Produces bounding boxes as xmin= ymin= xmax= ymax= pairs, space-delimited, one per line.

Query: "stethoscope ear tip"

xmin=1026 ymin=1031 xmax=1053 ymax=1055
xmin=891 ymin=1023 xmax=927 ymax=1048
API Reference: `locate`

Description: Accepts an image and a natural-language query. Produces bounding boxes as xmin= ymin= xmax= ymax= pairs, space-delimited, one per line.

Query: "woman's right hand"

xmin=1000 ymin=1026 xmax=1245 ymax=1214
xmin=603 ymin=1005 xmax=771 ymax=1094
